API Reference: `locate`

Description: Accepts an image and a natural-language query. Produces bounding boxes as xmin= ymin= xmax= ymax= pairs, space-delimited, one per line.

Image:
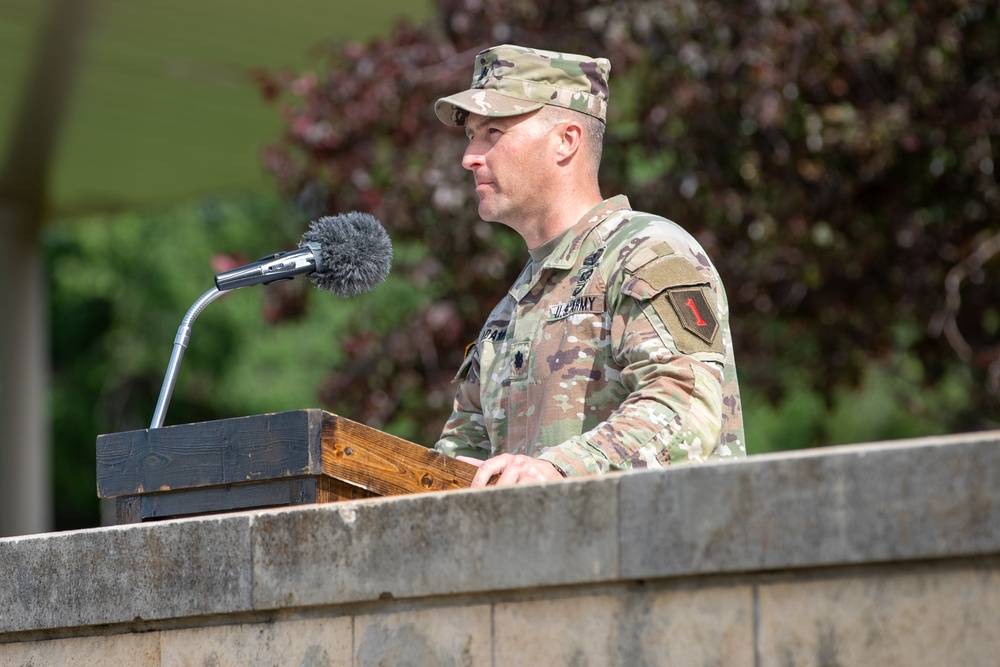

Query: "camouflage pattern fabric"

xmin=434 ymin=44 xmax=611 ymax=127
xmin=435 ymin=196 xmax=746 ymax=476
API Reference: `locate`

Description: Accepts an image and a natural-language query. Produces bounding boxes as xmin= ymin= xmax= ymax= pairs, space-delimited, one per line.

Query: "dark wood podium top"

xmin=97 ymin=410 xmax=477 ymax=523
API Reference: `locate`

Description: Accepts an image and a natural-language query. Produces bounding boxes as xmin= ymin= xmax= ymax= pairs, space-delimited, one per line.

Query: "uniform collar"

xmin=539 ymin=195 xmax=631 ymax=271
xmin=509 ymin=195 xmax=631 ymax=302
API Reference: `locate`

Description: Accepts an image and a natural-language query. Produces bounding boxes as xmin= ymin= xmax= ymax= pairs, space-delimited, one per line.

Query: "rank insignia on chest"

xmin=508 ymin=340 xmax=531 ymax=381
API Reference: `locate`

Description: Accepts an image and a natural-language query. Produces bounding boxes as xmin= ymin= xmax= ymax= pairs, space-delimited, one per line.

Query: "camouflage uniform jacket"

xmin=435 ymin=196 xmax=745 ymax=476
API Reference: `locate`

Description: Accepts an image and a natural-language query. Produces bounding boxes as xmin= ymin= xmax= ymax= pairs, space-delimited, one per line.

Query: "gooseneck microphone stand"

xmin=149 ymin=287 xmax=229 ymax=429
xmin=148 ymin=241 xmax=324 ymax=429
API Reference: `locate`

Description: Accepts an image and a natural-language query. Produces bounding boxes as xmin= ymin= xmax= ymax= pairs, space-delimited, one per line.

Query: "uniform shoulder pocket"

xmin=622 ymin=253 xmax=723 ymax=355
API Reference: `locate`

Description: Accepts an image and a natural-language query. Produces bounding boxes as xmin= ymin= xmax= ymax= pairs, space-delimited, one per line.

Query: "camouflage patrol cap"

xmin=434 ymin=44 xmax=611 ymax=127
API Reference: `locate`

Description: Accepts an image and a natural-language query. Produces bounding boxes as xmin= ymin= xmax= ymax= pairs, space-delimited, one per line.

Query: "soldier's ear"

xmin=552 ymin=119 xmax=585 ymax=164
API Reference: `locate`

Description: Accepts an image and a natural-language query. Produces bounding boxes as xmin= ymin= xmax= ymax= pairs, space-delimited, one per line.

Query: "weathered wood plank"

xmin=115 ymin=496 xmax=142 ymax=524
xmin=138 ymin=478 xmax=305 ymax=520
xmin=117 ymin=476 xmax=377 ymax=522
xmin=315 ymin=476 xmax=379 ymax=503
xmin=97 ymin=411 xmax=324 ymax=498
xmin=320 ymin=412 xmax=477 ymax=496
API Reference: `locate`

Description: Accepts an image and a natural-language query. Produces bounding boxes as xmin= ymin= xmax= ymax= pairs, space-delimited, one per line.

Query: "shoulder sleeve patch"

xmin=665 ymin=287 xmax=720 ymax=345
xmin=651 ymin=285 xmax=724 ymax=355
xmin=617 ymin=245 xmax=725 ymax=355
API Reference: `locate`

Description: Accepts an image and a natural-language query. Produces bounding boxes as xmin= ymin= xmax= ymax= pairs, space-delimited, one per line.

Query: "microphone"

xmin=152 ymin=212 xmax=392 ymax=429
xmin=214 ymin=212 xmax=393 ymax=296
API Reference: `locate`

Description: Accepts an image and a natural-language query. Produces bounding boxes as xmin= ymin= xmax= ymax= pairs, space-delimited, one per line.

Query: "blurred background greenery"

xmin=4 ymin=0 xmax=996 ymax=532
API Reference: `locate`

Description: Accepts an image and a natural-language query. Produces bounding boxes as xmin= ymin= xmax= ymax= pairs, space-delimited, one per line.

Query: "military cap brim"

xmin=434 ymin=90 xmax=546 ymax=127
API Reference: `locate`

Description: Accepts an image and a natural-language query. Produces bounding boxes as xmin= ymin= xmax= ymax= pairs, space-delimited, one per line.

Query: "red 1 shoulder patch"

xmin=626 ymin=252 xmax=725 ymax=356
xmin=649 ymin=285 xmax=723 ymax=355
xmin=666 ymin=287 xmax=719 ymax=345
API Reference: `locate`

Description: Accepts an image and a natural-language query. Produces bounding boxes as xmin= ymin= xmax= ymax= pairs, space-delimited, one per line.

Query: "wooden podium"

xmin=96 ymin=410 xmax=477 ymax=524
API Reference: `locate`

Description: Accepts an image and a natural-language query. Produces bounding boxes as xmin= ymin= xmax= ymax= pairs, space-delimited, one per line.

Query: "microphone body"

xmin=214 ymin=242 xmax=322 ymax=291
xmin=212 ymin=212 xmax=392 ymax=297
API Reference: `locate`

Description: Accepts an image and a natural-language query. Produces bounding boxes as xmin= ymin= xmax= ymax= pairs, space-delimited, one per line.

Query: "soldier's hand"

xmin=457 ymin=454 xmax=565 ymax=488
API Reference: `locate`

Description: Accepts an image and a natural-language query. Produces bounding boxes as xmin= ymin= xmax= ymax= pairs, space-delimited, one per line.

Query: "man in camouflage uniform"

xmin=433 ymin=44 xmax=745 ymax=487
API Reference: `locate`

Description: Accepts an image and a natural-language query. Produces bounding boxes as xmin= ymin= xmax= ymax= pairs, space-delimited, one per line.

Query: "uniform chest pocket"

xmin=477 ymin=336 xmax=537 ymax=386
xmin=540 ymin=295 xmax=609 ymax=376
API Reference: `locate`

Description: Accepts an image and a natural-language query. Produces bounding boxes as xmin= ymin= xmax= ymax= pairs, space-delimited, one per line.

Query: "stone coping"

xmin=1 ymin=430 xmax=998 ymax=636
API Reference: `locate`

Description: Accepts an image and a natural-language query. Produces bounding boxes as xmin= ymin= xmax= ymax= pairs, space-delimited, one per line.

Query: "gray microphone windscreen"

xmin=300 ymin=212 xmax=393 ymax=297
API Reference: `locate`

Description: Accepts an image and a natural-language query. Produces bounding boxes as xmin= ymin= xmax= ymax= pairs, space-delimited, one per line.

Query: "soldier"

xmin=433 ymin=44 xmax=745 ymax=487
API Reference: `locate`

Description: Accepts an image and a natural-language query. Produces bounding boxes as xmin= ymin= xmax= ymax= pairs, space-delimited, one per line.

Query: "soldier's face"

xmin=461 ymin=110 xmax=560 ymax=230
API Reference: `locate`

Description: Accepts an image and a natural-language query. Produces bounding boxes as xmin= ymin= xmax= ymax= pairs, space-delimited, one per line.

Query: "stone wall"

xmin=2 ymin=430 xmax=999 ymax=666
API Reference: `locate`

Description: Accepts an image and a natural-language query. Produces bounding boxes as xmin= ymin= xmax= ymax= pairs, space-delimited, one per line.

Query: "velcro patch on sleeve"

xmin=638 ymin=254 xmax=707 ymax=291
xmin=623 ymin=241 xmax=675 ymax=273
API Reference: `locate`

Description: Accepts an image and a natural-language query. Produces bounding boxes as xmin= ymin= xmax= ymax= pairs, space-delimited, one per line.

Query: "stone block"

xmin=756 ymin=564 xmax=1000 ymax=666
xmin=0 ymin=513 xmax=253 ymax=633
xmin=0 ymin=632 xmax=159 ymax=666
xmin=354 ymin=604 xmax=492 ymax=666
xmin=493 ymin=583 xmax=754 ymax=666
xmin=160 ymin=616 xmax=352 ymax=667
xmin=620 ymin=431 xmax=1000 ymax=579
xmin=251 ymin=478 xmax=619 ymax=609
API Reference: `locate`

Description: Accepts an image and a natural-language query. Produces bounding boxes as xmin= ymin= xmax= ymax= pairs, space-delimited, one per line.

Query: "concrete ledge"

xmin=2 ymin=429 xmax=999 ymax=663
xmin=251 ymin=476 xmax=619 ymax=608
xmin=622 ymin=430 xmax=1000 ymax=578
xmin=0 ymin=513 xmax=253 ymax=632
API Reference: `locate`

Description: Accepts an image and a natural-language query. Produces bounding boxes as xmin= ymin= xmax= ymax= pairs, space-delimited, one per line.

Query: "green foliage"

xmin=745 ymin=355 xmax=971 ymax=454
xmin=253 ymin=0 xmax=999 ymax=445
